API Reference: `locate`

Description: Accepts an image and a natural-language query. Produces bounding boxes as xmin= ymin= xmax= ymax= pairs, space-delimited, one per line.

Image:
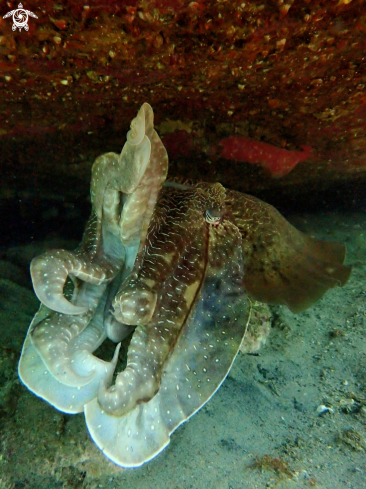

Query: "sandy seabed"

xmin=0 ymin=209 xmax=365 ymax=489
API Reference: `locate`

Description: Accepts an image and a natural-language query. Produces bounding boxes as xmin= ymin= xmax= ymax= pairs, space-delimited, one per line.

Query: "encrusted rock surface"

xmin=1 ymin=0 xmax=366 ymax=203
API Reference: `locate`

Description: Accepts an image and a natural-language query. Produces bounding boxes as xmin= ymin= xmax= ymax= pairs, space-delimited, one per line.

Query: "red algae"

xmin=220 ymin=136 xmax=313 ymax=178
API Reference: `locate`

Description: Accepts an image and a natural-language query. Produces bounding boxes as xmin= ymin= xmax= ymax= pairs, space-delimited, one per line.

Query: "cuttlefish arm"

xmin=30 ymin=197 xmax=122 ymax=317
xmin=91 ymin=102 xmax=168 ymax=249
xmin=96 ymin=103 xmax=169 ymax=341
xmin=85 ymin=199 xmax=250 ymax=468
xmin=96 ymin=186 xmax=212 ymax=417
xmin=225 ymin=190 xmax=351 ymax=313
xmin=99 ymin=183 xmax=230 ymax=414
xmin=20 ymin=103 xmax=168 ymax=397
xmin=25 ymin=191 xmax=126 ymax=388
xmin=18 ymin=293 xmax=121 ymax=412
xmin=22 ymin=201 xmax=124 ymax=391
xmin=30 ymin=249 xmax=119 ymax=315
xmin=30 ymin=103 xmax=168 ymax=318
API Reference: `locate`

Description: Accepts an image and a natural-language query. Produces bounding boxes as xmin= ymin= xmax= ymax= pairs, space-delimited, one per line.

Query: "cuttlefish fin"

xmin=19 ymin=334 xmax=120 ymax=414
xmin=225 ymin=190 xmax=351 ymax=313
xmin=19 ymin=287 xmax=120 ymax=411
xmin=84 ymin=220 xmax=250 ymax=468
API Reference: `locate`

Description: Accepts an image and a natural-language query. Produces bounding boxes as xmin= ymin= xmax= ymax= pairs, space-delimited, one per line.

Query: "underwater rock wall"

xmin=1 ymin=0 xmax=366 ymax=200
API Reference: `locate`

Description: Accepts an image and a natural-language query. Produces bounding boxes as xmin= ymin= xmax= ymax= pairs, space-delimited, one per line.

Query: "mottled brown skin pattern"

xmin=105 ymin=181 xmax=351 ymax=415
xmin=130 ymin=183 xmax=226 ymax=288
xmin=113 ymin=181 xmax=351 ymax=346
xmin=103 ymin=183 xmax=229 ymax=414
xmin=225 ymin=190 xmax=351 ymax=312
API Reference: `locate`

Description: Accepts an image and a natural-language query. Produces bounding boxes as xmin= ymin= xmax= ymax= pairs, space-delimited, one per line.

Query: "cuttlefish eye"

xmin=205 ymin=208 xmax=222 ymax=225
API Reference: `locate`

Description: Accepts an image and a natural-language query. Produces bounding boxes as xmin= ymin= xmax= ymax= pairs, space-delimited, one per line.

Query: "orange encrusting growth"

xmin=220 ymin=136 xmax=312 ymax=177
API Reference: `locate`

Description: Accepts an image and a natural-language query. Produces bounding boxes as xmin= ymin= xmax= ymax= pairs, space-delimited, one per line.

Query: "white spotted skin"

xmin=98 ymin=326 xmax=161 ymax=416
xmin=112 ymin=283 xmax=157 ymax=325
xmin=21 ymin=104 xmax=168 ymax=410
xmin=85 ymin=216 xmax=250 ymax=468
xmin=31 ymin=249 xmax=118 ymax=315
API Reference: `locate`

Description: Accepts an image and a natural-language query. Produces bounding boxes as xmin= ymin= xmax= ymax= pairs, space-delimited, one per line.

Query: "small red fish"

xmin=220 ymin=135 xmax=312 ymax=177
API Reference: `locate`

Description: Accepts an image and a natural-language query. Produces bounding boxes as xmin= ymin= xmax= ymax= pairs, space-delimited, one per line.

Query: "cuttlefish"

xmin=18 ymin=103 xmax=351 ymax=468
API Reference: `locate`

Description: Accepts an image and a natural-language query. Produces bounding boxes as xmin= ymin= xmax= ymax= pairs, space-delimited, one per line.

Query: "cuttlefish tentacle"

xmin=85 ymin=218 xmax=250 ymax=468
xmin=225 ymin=190 xmax=352 ymax=313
